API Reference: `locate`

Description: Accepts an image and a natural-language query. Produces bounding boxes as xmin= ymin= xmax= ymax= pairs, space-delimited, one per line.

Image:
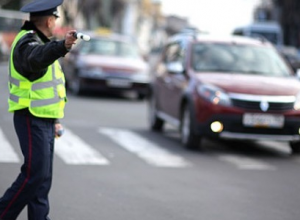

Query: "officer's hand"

xmin=55 ymin=123 xmax=64 ymax=138
xmin=64 ymin=30 xmax=77 ymax=50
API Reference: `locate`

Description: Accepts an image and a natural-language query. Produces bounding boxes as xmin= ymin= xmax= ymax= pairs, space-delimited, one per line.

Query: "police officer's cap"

xmin=20 ymin=0 xmax=63 ymax=18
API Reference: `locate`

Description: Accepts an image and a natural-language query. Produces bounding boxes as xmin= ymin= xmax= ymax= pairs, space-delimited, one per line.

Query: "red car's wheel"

xmin=149 ymin=95 xmax=164 ymax=131
xmin=180 ymin=104 xmax=202 ymax=150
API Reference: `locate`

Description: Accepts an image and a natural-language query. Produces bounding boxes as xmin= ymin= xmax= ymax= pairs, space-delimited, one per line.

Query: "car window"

xmin=119 ymin=42 xmax=139 ymax=58
xmin=192 ymin=43 xmax=291 ymax=77
xmin=79 ymin=38 xmax=139 ymax=58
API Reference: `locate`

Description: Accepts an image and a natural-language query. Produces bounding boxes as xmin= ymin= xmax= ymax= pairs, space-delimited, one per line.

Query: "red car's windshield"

xmin=192 ymin=43 xmax=291 ymax=77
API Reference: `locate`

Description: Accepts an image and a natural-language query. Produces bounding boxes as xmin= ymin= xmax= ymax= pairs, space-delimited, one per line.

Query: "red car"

xmin=61 ymin=32 xmax=150 ymax=99
xmin=149 ymin=33 xmax=300 ymax=154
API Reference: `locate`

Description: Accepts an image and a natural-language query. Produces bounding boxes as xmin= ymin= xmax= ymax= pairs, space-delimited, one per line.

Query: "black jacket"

xmin=13 ymin=21 xmax=69 ymax=81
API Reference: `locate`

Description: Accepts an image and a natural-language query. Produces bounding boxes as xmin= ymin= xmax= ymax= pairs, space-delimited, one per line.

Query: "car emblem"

xmin=260 ymin=100 xmax=269 ymax=112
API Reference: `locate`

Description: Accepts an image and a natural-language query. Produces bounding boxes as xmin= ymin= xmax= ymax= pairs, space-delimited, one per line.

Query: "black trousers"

xmin=0 ymin=113 xmax=55 ymax=220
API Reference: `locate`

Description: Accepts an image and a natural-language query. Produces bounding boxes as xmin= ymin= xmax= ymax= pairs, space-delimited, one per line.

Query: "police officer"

xmin=0 ymin=0 xmax=77 ymax=219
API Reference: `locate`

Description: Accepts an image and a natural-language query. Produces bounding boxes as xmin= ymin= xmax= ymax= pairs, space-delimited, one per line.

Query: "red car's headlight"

xmin=197 ymin=84 xmax=232 ymax=106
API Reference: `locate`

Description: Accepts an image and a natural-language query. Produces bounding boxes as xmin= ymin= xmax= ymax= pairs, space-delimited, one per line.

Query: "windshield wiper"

xmin=239 ymin=70 xmax=266 ymax=75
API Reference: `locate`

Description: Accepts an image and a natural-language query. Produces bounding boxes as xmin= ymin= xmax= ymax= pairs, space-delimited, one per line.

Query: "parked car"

xmin=61 ymin=32 xmax=150 ymax=99
xmin=277 ymin=46 xmax=300 ymax=73
xmin=149 ymin=32 xmax=300 ymax=154
xmin=232 ymin=21 xmax=283 ymax=47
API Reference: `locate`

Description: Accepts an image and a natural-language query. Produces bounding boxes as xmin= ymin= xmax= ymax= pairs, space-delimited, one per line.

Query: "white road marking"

xmin=55 ymin=128 xmax=109 ymax=165
xmin=0 ymin=128 xmax=20 ymax=163
xmin=99 ymin=128 xmax=190 ymax=168
xmin=218 ymin=154 xmax=276 ymax=170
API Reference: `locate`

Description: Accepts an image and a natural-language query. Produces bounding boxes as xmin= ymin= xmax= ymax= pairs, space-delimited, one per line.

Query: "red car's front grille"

xmin=231 ymin=99 xmax=294 ymax=111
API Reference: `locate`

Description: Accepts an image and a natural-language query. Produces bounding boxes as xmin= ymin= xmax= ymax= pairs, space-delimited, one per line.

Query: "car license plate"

xmin=243 ymin=113 xmax=284 ymax=128
xmin=107 ymin=79 xmax=131 ymax=88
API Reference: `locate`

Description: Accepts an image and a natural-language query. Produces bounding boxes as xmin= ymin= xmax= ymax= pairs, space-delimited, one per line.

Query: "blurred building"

xmin=59 ymin=0 xmax=166 ymax=55
xmin=164 ymin=15 xmax=188 ymax=35
xmin=0 ymin=0 xmax=194 ymax=57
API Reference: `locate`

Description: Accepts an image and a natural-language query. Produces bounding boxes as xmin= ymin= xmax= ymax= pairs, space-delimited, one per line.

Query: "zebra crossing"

xmin=0 ymin=127 xmax=20 ymax=163
xmin=55 ymin=128 xmax=110 ymax=165
xmin=99 ymin=128 xmax=191 ymax=167
xmin=0 ymin=126 xmax=299 ymax=170
xmin=218 ymin=154 xmax=276 ymax=170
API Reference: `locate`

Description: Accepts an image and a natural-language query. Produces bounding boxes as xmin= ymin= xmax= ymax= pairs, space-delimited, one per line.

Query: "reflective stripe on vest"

xmin=9 ymin=94 xmax=64 ymax=107
xmin=9 ymin=75 xmax=64 ymax=91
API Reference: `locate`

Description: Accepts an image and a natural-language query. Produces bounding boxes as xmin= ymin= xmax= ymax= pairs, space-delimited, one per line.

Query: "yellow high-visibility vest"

xmin=8 ymin=30 xmax=67 ymax=118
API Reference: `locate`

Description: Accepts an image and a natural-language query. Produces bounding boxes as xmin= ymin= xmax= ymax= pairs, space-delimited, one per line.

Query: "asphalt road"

xmin=1 ymin=62 xmax=300 ymax=220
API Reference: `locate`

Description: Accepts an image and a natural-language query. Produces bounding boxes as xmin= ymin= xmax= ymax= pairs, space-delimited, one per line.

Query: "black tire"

xmin=180 ymin=104 xmax=201 ymax=150
xmin=149 ymin=95 xmax=164 ymax=131
xmin=289 ymin=141 xmax=300 ymax=154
